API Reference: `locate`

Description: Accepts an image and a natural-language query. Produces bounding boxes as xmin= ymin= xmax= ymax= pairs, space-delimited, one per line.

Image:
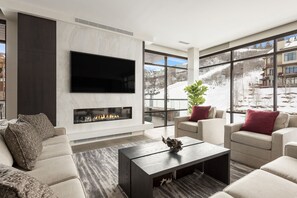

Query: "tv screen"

xmin=71 ymin=51 xmax=135 ymax=93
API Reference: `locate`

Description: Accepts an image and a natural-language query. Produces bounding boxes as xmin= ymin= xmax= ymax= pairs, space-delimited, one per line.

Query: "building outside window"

xmin=144 ymin=51 xmax=188 ymax=127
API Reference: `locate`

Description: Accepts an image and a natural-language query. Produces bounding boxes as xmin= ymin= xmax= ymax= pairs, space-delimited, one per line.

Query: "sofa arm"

xmin=198 ymin=118 xmax=226 ymax=144
xmin=285 ymin=142 xmax=297 ymax=159
xmin=54 ymin=127 xmax=66 ymax=136
xmin=174 ymin=116 xmax=190 ymax=138
xmin=272 ymin=128 xmax=297 ymax=159
xmin=224 ymin=122 xmax=244 ymax=149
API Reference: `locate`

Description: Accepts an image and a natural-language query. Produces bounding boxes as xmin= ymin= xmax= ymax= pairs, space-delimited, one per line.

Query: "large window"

xmin=200 ymin=32 xmax=297 ymax=122
xmin=0 ymin=21 xmax=5 ymax=119
xmin=144 ymin=51 xmax=187 ymax=127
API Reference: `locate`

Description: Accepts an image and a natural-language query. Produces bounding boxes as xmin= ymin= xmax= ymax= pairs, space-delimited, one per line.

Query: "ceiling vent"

xmin=179 ymin=41 xmax=190 ymax=45
xmin=75 ymin=18 xmax=133 ymax=36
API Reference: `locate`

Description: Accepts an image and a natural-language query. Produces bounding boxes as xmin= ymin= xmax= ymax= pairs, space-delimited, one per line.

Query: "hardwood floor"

xmin=72 ymin=126 xmax=174 ymax=153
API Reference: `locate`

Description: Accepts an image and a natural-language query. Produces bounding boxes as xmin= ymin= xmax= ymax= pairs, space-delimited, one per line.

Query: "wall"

xmin=5 ymin=11 xmax=17 ymax=119
xmin=56 ymin=21 xmax=144 ymax=137
xmin=145 ymin=43 xmax=187 ymax=57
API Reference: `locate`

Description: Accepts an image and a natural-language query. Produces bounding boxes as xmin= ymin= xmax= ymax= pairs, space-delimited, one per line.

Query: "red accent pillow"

xmin=241 ymin=109 xmax=279 ymax=135
xmin=189 ymin=106 xmax=211 ymax=122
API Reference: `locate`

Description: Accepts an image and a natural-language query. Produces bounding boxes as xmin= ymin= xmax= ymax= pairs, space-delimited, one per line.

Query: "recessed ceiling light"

xmin=179 ymin=41 xmax=190 ymax=45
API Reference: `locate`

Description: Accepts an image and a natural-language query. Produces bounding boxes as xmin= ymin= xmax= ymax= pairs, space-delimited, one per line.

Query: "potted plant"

xmin=184 ymin=80 xmax=208 ymax=113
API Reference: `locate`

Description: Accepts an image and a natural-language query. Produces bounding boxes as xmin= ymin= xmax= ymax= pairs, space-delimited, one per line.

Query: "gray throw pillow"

xmin=0 ymin=164 xmax=57 ymax=198
xmin=4 ymin=122 xmax=43 ymax=170
xmin=19 ymin=113 xmax=55 ymax=140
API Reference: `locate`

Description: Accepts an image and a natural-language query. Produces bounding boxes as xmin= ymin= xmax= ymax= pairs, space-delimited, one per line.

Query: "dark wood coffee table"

xmin=118 ymin=137 xmax=230 ymax=198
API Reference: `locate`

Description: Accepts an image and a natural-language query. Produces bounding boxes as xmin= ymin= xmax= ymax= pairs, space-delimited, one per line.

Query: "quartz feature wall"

xmin=57 ymin=21 xmax=143 ymax=135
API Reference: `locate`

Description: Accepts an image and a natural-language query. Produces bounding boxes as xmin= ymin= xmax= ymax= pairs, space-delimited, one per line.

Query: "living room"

xmin=1 ymin=0 xmax=297 ymax=198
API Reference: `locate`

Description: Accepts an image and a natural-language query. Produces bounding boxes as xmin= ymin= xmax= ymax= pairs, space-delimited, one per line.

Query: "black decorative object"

xmin=162 ymin=136 xmax=183 ymax=152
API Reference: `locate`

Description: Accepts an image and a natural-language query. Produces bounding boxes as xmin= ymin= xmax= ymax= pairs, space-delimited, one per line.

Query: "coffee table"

xmin=118 ymin=137 xmax=230 ymax=198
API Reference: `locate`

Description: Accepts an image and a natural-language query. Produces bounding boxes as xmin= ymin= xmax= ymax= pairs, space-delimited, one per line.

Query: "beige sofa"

xmin=0 ymin=126 xmax=86 ymax=198
xmin=174 ymin=110 xmax=226 ymax=144
xmin=224 ymin=115 xmax=297 ymax=168
xmin=210 ymin=142 xmax=297 ymax=198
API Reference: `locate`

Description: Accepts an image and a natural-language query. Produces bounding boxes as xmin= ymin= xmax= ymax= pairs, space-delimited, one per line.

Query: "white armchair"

xmin=174 ymin=110 xmax=226 ymax=145
xmin=224 ymin=115 xmax=297 ymax=168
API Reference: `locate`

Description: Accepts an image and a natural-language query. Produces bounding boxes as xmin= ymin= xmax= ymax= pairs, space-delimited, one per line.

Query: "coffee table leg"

xmin=131 ymin=161 xmax=153 ymax=198
xmin=204 ymin=153 xmax=230 ymax=184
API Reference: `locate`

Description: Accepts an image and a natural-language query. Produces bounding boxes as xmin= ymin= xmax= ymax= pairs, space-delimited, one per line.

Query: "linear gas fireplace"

xmin=74 ymin=107 xmax=132 ymax=124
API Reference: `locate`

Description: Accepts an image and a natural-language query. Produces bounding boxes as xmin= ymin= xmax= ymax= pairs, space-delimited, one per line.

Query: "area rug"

xmin=73 ymin=140 xmax=254 ymax=198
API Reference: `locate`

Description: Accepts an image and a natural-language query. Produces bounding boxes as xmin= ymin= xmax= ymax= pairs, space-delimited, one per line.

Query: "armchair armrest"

xmin=54 ymin=127 xmax=66 ymax=136
xmin=224 ymin=122 xmax=244 ymax=149
xmin=198 ymin=118 xmax=226 ymax=144
xmin=174 ymin=116 xmax=190 ymax=137
xmin=285 ymin=142 xmax=297 ymax=159
xmin=271 ymin=128 xmax=297 ymax=159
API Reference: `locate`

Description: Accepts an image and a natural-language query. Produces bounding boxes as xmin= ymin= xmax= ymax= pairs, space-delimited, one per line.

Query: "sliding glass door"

xmin=144 ymin=51 xmax=188 ymax=127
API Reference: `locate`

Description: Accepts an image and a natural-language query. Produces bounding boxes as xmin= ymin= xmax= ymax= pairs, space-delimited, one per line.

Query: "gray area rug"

xmin=73 ymin=140 xmax=254 ymax=198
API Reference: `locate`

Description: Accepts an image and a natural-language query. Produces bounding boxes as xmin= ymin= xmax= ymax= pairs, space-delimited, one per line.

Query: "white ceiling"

xmin=4 ymin=0 xmax=297 ymax=51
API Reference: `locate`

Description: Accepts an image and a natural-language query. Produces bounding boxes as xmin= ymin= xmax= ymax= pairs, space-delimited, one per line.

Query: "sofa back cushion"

xmin=273 ymin=113 xmax=290 ymax=131
xmin=189 ymin=106 xmax=211 ymax=122
xmin=4 ymin=122 xmax=43 ymax=170
xmin=0 ymin=164 xmax=57 ymax=198
xmin=0 ymin=134 xmax=13 ymax=166
xmin=241 ymin=109 xmax=279 ymax=135
xmin=19 ymin=113 xmax=55 ymax=140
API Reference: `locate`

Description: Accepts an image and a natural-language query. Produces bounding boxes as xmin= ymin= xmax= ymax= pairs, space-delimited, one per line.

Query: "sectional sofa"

xmin=0 ymin=125 xmax=86 ymax=198
xmin=211 ymin=142 xmax=297 ymax=198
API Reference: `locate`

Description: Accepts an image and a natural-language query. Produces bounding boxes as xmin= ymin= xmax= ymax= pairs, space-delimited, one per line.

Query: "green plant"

xmin=184 ymin=80 xmax=208 ymax=113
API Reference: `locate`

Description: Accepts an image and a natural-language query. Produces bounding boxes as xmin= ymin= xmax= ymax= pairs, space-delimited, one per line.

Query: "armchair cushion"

xmin=231 ymin=131 xmax=272 ymax=150
xmin=178 ymin=121 xmax=198 ymax=133
xmin=189 ymin=106 xmax=211 ymax=122
xmin=241 ymin=109 xmax=279 ymax=135
xmin=285 ymin=142 xmax=297 ymax=158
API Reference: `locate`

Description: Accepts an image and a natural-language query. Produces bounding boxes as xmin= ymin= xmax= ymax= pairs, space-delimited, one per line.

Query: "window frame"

xmin=200 ymin=29 xmax=297 ymax=122
xmin=144 ymin=50 xmax=188 ymax=127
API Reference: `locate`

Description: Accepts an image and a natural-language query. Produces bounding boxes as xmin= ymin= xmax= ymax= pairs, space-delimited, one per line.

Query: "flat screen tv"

xmin=71 ymin=51 xmax=135 ymax=93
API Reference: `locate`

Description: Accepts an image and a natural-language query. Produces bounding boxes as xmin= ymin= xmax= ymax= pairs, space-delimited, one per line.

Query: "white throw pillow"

xmin=273 ymin=113 xmax=290 ymax=131
xmin=208 ymin=107 xmax=217 ymax=119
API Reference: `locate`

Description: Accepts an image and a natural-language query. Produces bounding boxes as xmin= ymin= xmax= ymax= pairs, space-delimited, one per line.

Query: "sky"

xmin=0 ymin=44 xmax=5 ymax=53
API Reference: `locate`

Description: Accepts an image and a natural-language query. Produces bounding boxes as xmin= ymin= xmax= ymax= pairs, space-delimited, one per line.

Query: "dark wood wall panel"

xmin=18 ymin=13 xmax=56 ymax=125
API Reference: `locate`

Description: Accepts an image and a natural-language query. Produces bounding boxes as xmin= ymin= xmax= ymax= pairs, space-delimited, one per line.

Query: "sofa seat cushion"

xmin=210 ymin=192 xmax=233 ymax=198
xmin=38 ymin=143 xmax=73 ymax=161
xmin=224 ymin=170 xmax=297 ymax=198
xmin=231 ymin=131 xmax=272 ymax=150
xmin=28 ymin=155 xmax=79 ymax=185
xmin=178 ymin=121 xmax=198 ymax=133
xmin=261 ymin=156 xmax=297 ymax=184
xmin=42 ymin=135 xmax=69 ymax=146
xmin=50 ymin=179 xmax=86 ymax=198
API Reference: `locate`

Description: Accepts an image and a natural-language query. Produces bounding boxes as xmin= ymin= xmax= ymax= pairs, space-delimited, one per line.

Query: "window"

xmin=285 ymin=66 xmax=297 ymax=74
xmin=201 ymin=31 xmax=297 ymax=120
xmin=144 ymin=51 xmax=187 ymax=127
xmin=284 ymin=51 xmax=297 ymax=62
xmin=0 ymin=21 xmax=5 ymax=119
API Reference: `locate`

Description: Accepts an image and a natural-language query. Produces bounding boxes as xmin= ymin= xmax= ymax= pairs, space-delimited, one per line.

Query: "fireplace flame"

xmin=93 ymin=114 xmax=120 ymax=121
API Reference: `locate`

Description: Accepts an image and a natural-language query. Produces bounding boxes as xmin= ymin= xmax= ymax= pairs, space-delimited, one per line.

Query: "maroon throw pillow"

xmin=241 ymin=109 xmax=279 ymax=135
xmin=189 ymin=106 xmax=211 ymax=122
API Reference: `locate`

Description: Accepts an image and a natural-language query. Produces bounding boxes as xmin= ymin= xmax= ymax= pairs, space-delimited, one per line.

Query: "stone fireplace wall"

xmin=56 ymin=21 xmax=143 ymax=138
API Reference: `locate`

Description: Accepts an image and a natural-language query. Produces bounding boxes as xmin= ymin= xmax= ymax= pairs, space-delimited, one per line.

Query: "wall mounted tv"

xmin=71 ymin=51 xmax=135 ymax=93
